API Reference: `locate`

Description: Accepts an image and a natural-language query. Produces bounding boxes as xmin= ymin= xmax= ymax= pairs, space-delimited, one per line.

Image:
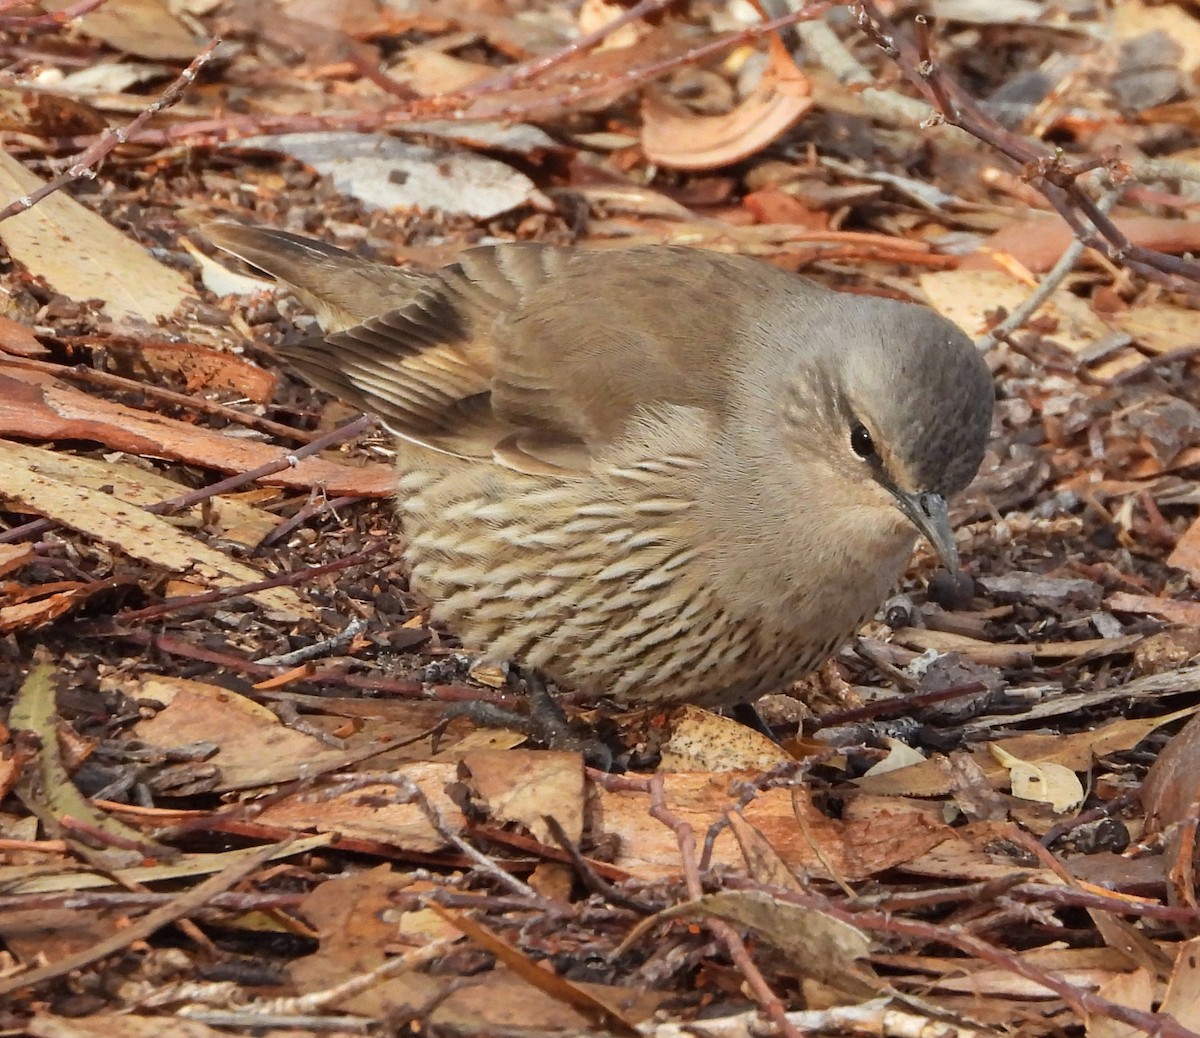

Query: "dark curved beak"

xmin=891 ymin=490 xmax=960 ymax=571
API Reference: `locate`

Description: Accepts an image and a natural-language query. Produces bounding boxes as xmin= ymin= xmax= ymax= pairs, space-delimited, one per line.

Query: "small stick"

xmin=853 ymin=2 xmax=1200 ymax=288
xmin=0 ymin=0 xmax=109 ymax=30
xmin=0 ymin=415 xmax=372 ymax=545
xmin=0 ymin=38 xmax=220 ymax=224
xmin=645 ymin=774 xmax=805 ymax=1038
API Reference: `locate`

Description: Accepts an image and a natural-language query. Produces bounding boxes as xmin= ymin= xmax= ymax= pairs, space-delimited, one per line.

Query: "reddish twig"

xmin=81 ymin=6 xmax=830 ymax=149
xmin=0 ymin=37 xmax=220 ymax=224
xmin=110 ymin=543 xmax=389 ymax=624
xmin=260 ymin=494 xmax=365 ymax=548
xmin=88 ymin=628 xmax=514 ymax=705
xmin=809 ymin=680 xmax=987 ymax=728
xmin=0 ymin=415 xmax=372 ymax=546
xmin=0 ymin=0 xmax=109 ymax=30
xmin=0 ymin=353 xmax=316 ymax=445
xmin=852 ymin=2 xmax=1200 ymax=288
xmin=148 ymin=414 xmax=373 ymax=516
xmin=643 ymin=773 xmax=805 ymax=1038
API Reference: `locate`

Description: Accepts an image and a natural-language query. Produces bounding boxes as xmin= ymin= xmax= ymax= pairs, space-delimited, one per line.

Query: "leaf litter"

xmin=0 ymin=1 xmax=1200 ymax=1036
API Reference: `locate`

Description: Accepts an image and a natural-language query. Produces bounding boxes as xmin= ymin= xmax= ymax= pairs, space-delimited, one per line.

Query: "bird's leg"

xmin=445 ymin=669 xmax=614 ymax=770
xmin=728 ymin=701 xmax=778 ymax=741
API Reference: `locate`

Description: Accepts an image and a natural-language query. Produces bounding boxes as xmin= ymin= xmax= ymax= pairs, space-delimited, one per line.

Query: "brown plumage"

xmin=207 ymin=224 xmax=993 ymax=708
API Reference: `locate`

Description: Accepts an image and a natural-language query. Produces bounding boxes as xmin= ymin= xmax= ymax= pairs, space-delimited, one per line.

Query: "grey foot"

xmin=728 ymin=701 xmax=779 ymax=741
xmin=446 ymin=672 xmax=615 ymax=770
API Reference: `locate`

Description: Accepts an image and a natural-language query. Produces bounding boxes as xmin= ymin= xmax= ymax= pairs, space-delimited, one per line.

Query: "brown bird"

xmin=207 ymin=223 xmax=993 ymax=716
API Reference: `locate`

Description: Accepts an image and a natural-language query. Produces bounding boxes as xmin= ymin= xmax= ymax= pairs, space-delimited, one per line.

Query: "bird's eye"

xmin=850 ymin=423 xmax=875 ymax=459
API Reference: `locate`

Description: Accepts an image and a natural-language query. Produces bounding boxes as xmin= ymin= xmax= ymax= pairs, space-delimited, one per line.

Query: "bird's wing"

xmin=206 ymin=225 xmax=820 ymax=474
xmin=205 ymin=223 xmax=508 ymax=457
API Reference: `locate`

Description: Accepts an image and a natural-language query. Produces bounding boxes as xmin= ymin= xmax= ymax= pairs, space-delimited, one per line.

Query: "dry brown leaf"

xmin=256 ymin=762 xmax=463 ymax=853
xmin=393 ymin=49 xmax=493 ymax=95
xmin=1167 ymin=516 xmax=1200 ymax=581
xmin=460 ymin=749 xmax=585 ymax=844
xmin=432 ymin=968 xmax=663 ymax=1036
xmin=0 ymin=152 xmax=196 ymax=323
xmin=726 ymin=810 xmax=804 ymax=892
xmin=0 ymin=439 xmax=315 ymax=620
xmin=599 ymin=775 xmax=954 ymax=882
xmin=1089 ymin=910 xmax=1175 ymax=980
xmin=433 ymin=906 xmax=643 ymax=1036
xmin=1161 ymin=937 xmax=1200 ymax=1030
xmin=0 ymin=367 xmax=394 ymax=497
xmin=132 ymin=677 xmax=363 ymax=790
xmin=659 ymin=705 xmax=792 ymax=772
xmin=42 ymin=0 xmax=200 ymax=58
xmin=0 ymin=87 xmax=108 ymax=138
xmin=0 ymin=905 xmax=126 ymax=965
xmin=1141 ymin=710 xmax=1200 ymax=837
xmin=289 ymin=866 xmax=447 ymax=1019
xmin=638 ymin=890 xmax=878 ymax=996
xmin=641 ymin=49 xmax=812 ymax=170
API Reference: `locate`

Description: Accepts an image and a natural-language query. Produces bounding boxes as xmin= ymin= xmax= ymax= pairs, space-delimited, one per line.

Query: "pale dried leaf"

xmin=862 ymin=737 xmax=927 ymax=777
xmin=0 ymin=439 xmax=315 ymax=619
xmin=236 ymin=132 xmax=550 ymax=219
xmin=461 ymin=749 xmax=584 ymax=844
xmin=990 ymin=744 xmax=1084 ymax=813
xmin=133 ymin=677 xmax=356 ymax=790
xmin=654 ymin=890 xmax=877 ymax=994
xmin=1161 ymin=937 xmax=1200 ymax=1029
xmin=920 ymin=268 xmax=1109 ymax=352
xmin=659 ymin=705 xmax=792 ymax=772
xmin=41 ymin=0 xmax=200 ymax=59
xmin=0 ymin=152 xmax=196 ymax=323
xmin=1085 ymin=969 xmax=1154 ymax=1038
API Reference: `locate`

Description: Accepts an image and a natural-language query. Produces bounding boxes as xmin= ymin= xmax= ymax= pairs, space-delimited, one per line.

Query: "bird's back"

xmin=205 ymin=224 xmax=833 ymax=473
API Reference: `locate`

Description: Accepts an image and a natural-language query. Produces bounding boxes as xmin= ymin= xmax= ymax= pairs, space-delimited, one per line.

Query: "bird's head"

xmin=768 ymin=295 xmax=994 ymax=571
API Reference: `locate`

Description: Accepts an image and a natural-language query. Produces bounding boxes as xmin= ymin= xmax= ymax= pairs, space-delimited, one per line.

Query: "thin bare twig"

xmin=0 ymin=37 xmax=220 ymax=224
xmin=644 ymin=774 xmax=805 ymax=1038
xmin=852 ymin=2 xmax=1200 ymax=288
xmin=111 ymin=544 xmax=388 ymax=624
xmin=0 ymin=0 xmax=109 ymax=30
xmin=976 ymin=187 xmax=1126 ymax=351
xmin=88 ymin=7 xmax=831 ymax=148
xmin=0 ymin=415 xmax=373 ymax=545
